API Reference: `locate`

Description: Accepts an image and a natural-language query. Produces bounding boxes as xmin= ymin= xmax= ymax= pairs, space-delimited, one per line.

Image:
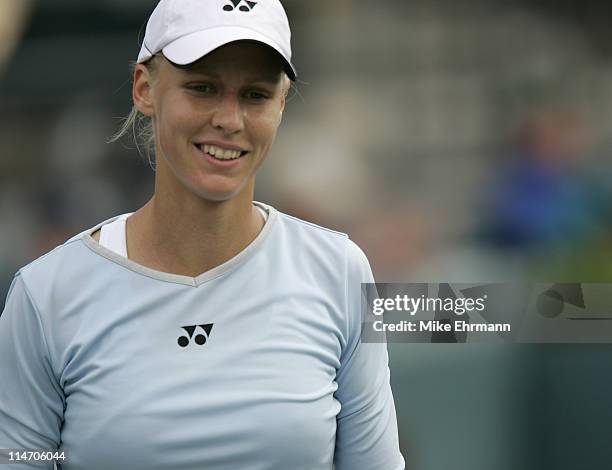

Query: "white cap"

xmin=137 ymin=0 xmax=297 ymax=81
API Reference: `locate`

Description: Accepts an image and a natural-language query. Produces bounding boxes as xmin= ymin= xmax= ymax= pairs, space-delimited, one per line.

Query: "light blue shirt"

xmin=0 ymin=202 xmax=404 ymax=469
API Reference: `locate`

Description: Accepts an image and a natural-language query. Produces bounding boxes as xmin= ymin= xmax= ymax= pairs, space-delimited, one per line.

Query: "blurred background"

xmin=1 ymin=0 xmax=612 ymax=468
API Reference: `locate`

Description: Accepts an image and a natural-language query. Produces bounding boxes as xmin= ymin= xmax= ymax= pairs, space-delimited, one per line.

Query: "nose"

xmin=211 ymin=94 xmax=244 ymax=135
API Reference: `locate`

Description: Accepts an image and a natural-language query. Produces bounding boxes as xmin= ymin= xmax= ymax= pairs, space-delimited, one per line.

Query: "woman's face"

xmin=134 ymin=41 xmax=287 ymax=202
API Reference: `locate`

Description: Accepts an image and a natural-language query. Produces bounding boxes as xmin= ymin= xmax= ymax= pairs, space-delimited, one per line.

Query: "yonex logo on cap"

xmin=223 ymin=0 xmax=258 ymax=12
xmin=178 ymin=323 xmax=214 ymax=348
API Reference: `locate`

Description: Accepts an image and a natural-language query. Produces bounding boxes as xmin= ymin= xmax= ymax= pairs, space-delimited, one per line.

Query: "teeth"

xmin=200 ymin=144 xmax=242 ymax=160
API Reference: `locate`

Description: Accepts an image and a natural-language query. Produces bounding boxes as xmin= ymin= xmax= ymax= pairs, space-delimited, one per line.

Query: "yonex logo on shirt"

xmin=178 ymin=323 xmax=214 ymax=348
xmin=223 ymin=0 xmax=258 ymax=12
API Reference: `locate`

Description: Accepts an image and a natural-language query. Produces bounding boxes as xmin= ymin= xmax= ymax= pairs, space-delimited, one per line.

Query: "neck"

xmin=127 ymin=182 xmax=263 ymax=278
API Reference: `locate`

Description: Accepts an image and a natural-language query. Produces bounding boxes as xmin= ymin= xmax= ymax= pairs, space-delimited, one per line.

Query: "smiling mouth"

xmin=195 ymin=144 xmax=248 ymax=161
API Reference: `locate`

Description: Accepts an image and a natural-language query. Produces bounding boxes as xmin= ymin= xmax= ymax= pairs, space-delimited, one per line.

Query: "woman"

xmin=0 ymin=1 xmax=405 ymax=469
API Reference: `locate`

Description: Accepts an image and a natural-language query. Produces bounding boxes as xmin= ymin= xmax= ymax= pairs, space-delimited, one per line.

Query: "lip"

xmin=193 ymin=143 xmax=248 ymax=169
xmin=194 ymin=141 xmax=248 ymax=152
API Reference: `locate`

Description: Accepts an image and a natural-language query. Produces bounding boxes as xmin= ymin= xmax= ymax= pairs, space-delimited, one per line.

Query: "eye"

xmin=187 ymin=83 xmax=214 ymax=94
xmin=245 ymin=90 xmax=270 ymax=101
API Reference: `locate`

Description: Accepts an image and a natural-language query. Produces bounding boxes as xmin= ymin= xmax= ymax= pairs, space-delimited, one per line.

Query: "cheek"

xmin=249 ymin=111 xmax=282 ymax=147
xmin=157 ymin=103 xmax=207 ymax=153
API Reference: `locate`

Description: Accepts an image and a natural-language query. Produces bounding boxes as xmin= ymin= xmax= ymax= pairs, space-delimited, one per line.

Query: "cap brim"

xmin=162 ymin=26 xmax=297 ymax=81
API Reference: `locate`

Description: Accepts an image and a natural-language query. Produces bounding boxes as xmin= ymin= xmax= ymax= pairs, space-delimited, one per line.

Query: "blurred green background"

xmin=1 ymin=0 xmax=612 ymax=468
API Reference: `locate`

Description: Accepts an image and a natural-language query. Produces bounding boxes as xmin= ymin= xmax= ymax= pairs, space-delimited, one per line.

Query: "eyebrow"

xmin=179 ymin=67 xmax=281 ymax=85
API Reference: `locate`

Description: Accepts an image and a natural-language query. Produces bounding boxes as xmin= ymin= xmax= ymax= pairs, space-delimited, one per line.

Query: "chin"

xmin=189 ymin=182 xmax=247 ymax=203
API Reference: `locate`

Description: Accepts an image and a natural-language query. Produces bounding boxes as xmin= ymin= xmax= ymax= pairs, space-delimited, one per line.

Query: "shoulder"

xmin=276 ymin=209 xmax=348 ymax=240
xmin=19 ymin=235 xmax=85 ymax=280
xmin=273 ymin=208 xmax=348 ymax=260
xmin=16 ymin=214 xmax=121 ymax=292
xmin=270 ymin=206 xmax=372 ymax=279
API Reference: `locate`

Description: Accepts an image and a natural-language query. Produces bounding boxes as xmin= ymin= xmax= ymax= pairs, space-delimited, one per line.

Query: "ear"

xmin=133 ymin=64 xmax=156 ymax=117
xmin=279 ymin=95 xmax=286 ymax=124
xmin=278 ymin=76 xmax=289 ymax=123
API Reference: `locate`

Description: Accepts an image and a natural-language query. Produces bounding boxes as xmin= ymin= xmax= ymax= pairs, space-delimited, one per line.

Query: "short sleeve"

xmin=333 ymin=239 xmax=405 ymax=470
xmin=0 ymin=273 xmax=64 ymax=469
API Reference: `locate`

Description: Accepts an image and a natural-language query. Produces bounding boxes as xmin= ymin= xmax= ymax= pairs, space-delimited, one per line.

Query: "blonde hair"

xmin=108 ymin=54 xmax=293 ymax=170
xmin=107 ymin=54 xmax=162 ymax=169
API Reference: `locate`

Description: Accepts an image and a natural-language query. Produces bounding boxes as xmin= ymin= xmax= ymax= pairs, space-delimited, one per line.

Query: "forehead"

xmin=168 ymin=40 xmax=284 ymax=83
